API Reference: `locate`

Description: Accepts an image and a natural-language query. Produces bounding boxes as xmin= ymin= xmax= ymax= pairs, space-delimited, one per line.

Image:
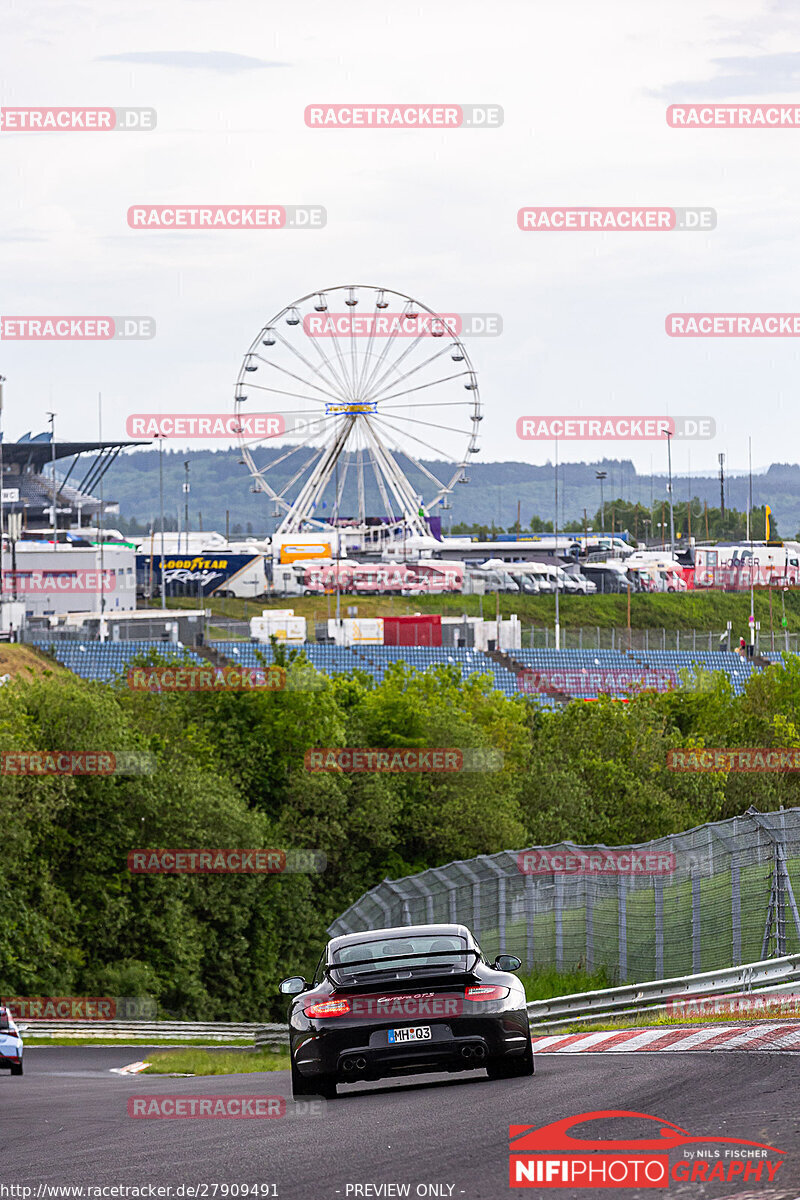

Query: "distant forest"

xmin=85 ymin=447 xmax=800 ymax=540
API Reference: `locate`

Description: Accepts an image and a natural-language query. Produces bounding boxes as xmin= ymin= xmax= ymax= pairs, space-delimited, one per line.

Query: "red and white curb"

xmin=531 ymin=1022 xmax=800 ymax=1053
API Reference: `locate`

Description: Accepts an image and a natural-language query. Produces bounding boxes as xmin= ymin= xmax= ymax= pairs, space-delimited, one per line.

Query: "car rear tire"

xmin=486 ymin=1041 xmax=534 ymax=1080
xmin=10 ymin=1062 xmax=22 ymax=1076
xmin=290 ymin=1057 xmax=337 ymax=1100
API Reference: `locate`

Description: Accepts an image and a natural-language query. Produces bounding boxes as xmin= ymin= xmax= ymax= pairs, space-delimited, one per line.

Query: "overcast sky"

xmin=1 ymin=0 xmax=799 ymax=485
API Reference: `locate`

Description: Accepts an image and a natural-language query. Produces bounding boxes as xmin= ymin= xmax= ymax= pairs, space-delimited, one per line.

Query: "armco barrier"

xmin=16 ymin=1020 xmax=270 ymax=1043
xmin=525 ymin=951 xmax=800 ymax=1030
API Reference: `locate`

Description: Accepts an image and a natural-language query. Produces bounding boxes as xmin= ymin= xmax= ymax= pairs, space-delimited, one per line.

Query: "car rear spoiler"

xmin=326 ymin=947 xmax=481 ymax=977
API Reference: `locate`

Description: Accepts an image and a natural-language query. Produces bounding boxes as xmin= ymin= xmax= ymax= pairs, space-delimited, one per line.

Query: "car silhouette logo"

xmin=509 ymin=1110 xmax=783 ymax=1155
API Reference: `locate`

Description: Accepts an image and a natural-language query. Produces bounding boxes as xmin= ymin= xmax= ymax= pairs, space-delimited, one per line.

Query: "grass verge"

xmin=521 ymin=965 xmax=614 ymax=1002
xmin=143 ymin=1048 xmax=290 ymax=1075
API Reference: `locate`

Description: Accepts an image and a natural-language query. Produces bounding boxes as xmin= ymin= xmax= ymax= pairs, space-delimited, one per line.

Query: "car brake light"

xmin=304 ymin=998 xmax=351 ymax=1018
xmin=465 ymin=986 xmax=508 ymax=1001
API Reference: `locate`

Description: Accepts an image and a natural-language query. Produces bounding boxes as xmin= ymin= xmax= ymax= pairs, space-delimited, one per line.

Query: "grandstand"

xmin=31 ymin=636 xmax=788 ymax=701
xmin=31 ymin=639 xmax=205 ymax=683
xmin=211 ymin=641 xmax=523 ymax=698
xmin=208 ymin=641 xmax=785 ymax=703
xmin=1 ymin=433 xmax=145 ymax=535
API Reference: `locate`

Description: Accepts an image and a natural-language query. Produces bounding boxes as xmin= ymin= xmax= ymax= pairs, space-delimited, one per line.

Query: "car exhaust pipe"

xmin=342 ymin=1058 xmax=356 ymax=1072
xmin=472 ymin=1044 xmax=487 ymax=1061
xmin=461 ymin=1045 xmax=474 ymax=1059
xmin=355 ymin=1057 xmax=367 ymax=1071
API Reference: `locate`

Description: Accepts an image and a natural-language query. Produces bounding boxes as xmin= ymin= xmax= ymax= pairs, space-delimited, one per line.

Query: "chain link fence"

xmin=527 ymin=626 xmax=800 ymax=653
xmin=329 ymin=808 xmax=800 ymax=984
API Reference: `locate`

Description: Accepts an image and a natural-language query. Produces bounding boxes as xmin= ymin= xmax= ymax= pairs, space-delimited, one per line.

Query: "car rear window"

xmin=330 ymin=935 xmax=470 ymax=980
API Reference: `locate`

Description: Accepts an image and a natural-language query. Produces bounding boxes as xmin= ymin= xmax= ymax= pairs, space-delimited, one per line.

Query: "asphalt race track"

xmin=2 ymin=1047 xmax=800 ymax=1199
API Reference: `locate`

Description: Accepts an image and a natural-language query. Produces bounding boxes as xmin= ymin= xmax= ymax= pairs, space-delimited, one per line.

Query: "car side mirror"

xmin=279 ymin=976 xmax=307 ymax=995
xmin=493 ymin=954 xmax=522 ymax=972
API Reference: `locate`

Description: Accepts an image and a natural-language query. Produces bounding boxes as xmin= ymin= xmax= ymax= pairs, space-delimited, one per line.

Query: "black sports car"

xmin=279 ymin=922 xmax=534 ymax=1098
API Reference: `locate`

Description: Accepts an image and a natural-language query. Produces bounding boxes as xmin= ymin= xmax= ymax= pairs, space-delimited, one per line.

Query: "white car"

xmin=0 ymin=1007 xmax=23 ymax=1075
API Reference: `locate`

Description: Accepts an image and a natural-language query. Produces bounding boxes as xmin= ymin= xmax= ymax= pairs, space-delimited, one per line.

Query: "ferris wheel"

xmin=233 ymin=284 xmax=482 ymax=538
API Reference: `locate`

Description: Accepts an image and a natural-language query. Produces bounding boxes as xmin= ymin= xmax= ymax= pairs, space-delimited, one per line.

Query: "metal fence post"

xmin=379 ymin=881 xmax=410 ymax=926
xmin=449 ymin=862 xmax=483 ymax=946
xmin=731 ymin=860 xmax=741 ymax=965
xmin=525 ymin=875 xmax=535 ymax=970
xmin=618 ymin=876 xmax=627 ymax=980
xmin=481 ymin=857 xmax=507 ymax=951
xmin=654 ymin=875 xmax=664 ymax=979
xmin=585 ymin=879 xmax=594 ymax=973
xmin=776 ymin=849 xmax=786 ymax=957
xmin=776 ymin=809 xmax=800 ymax=948
xmin=555 ymin=874 xmax=564 ymax=971
xmin=430 ymin=866 xmax=459 ymax=927
xmin=692 ymin=870 xmax=701 ymax=973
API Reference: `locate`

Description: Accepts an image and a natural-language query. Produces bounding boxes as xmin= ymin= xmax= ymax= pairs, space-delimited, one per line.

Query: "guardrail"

xmin=525 ymin=952 xmax=800 ymax=1030
xmin=17 ymin=1021 xmax=266 ymax=1043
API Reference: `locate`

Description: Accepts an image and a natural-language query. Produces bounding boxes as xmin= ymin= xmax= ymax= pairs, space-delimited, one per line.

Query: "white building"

xmin=3 ymin=541 xmax=136 ymax=618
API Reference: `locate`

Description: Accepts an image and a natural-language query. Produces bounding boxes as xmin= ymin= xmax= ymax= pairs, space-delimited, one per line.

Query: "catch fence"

xmin=329 ymin=808 xmax=800 ymax=983
xmin=528 ymin=626 xmax=800 ymax=653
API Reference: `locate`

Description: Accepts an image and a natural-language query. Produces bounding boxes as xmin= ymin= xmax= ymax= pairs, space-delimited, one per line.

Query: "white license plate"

xmin=388 ymin=1026 xmax=432 ymax=1044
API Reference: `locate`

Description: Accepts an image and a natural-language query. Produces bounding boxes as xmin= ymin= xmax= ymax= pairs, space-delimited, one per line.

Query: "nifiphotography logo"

xmin=509 ymin=1110 xmax=784 ymax=1188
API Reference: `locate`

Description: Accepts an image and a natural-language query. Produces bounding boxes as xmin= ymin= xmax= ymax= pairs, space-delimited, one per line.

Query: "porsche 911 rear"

xmin=280 ymin=924 xmax=534 ymax=1098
